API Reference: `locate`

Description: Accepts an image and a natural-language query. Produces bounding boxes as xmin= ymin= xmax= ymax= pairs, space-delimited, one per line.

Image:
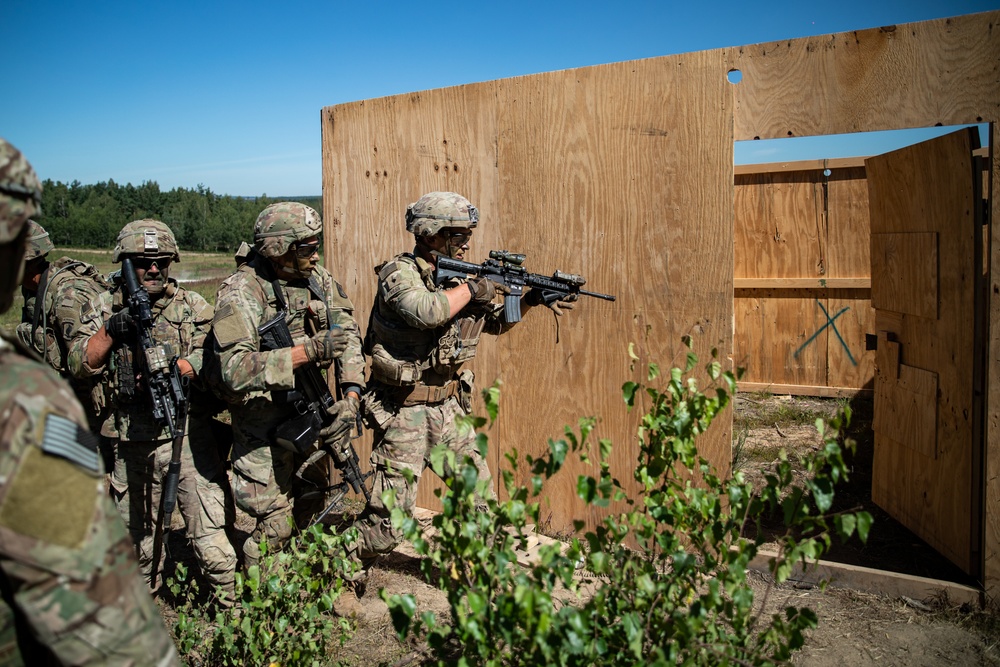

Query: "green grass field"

xmin=1 ymin=249 xmax=241 ymax=333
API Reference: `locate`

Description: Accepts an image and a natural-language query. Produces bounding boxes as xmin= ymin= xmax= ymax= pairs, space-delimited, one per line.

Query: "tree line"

xmin=38 ymin=179 xmax=321 ymax=252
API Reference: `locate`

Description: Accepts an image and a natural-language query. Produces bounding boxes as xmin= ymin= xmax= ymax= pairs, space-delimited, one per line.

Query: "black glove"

xmin=466 ymin=277 xmax=507 ymax=306
xmin=106 ymin=309 xmax=135 ymax=342
xmin=304 ymin=327 xmax=348 ymax=363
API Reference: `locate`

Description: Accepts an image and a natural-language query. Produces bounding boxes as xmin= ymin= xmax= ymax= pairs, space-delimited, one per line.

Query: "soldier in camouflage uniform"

xmin=67 ymin=220 xmax=237 ymax=599
xmin=16 ymin=220 xmax=112 ymax=439
xmin=0 ymin=137 xmax=178 ymax=664
xmin=352 ymin=191 xmax=576 ymax=567
xmin=211 ymin=202 xmax=365 ymax=569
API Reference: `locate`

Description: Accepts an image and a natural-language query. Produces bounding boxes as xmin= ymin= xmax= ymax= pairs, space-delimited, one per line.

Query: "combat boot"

xmin=332 ymin=577 xmax=365 ymax=618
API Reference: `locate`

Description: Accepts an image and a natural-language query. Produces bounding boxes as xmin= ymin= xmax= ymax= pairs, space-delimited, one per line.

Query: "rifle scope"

xmin=489 ymin=250 xmax=525 ymax=266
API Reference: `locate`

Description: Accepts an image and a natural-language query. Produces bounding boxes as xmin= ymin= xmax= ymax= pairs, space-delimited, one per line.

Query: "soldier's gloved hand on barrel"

xmin=524 ymin=288 xmax=577 ymax=316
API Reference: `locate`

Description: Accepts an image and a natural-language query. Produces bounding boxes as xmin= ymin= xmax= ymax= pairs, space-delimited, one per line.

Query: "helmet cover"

xmin=405 ymin=191 xmax=478 ymax=238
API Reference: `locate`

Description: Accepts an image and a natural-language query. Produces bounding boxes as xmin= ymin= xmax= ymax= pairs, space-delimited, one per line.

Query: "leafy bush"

xmin=171 ymin=524 xmax=358 ymax=667
xmin=384 ymin=342 xmax=872 ymax=666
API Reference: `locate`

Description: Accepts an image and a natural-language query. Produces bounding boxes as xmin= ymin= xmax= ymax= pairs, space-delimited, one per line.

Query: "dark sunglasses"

xmin=131 ymin=256 xmax=171 ymax=271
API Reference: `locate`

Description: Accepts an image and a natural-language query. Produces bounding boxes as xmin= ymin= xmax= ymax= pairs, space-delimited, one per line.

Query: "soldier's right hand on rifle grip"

xmin=466 ymin=276 xmax=506 ymax=305
xmin=304 ymin=326 xmax=348 ymax=362
xmin=106 ymin=308 xmax=135 ymax=342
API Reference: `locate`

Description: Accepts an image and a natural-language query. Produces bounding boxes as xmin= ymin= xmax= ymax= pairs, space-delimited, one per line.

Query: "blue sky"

xmin=2 ymin=1 xmax=995 ymax=196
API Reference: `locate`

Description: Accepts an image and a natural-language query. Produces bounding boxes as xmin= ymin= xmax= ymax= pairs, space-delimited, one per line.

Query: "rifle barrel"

xmin=579 ymin=289 xmax=616 ymax=301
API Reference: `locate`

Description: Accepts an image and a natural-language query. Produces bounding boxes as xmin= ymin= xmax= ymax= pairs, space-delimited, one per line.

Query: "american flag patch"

xmin=41 ymin=414 xmax=100 ymax=473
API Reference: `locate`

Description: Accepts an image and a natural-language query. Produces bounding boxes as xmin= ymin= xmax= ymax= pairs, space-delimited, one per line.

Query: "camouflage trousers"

xmin=229 ymin=399 xmax=330 ymax=569
xmin=353 ymin=392 xmax=495 ymax=560
xmin=109 ymin=414 xmax=237 ymax=593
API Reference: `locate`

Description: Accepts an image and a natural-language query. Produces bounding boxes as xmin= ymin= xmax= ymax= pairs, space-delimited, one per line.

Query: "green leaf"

xmin=856 ymin=511 xmax=874 ymax=543
xmin=622 ymin=381 xmax=639 ymax=407
xmin=836 ymin=513 xmax=856 ymax=539
xmin=685 ymin=351 xmax=697 ymax=372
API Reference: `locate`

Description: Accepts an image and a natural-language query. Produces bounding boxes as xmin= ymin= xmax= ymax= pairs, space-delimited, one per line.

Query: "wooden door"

xmin=866 ymin=127 xmax=985 ymax=576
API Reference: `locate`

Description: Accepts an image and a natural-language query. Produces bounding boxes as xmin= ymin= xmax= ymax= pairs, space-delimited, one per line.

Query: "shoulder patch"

xmin=0 ymin=415 xmax=99 ymax=549
xmin=41 ymin=413 xmax=101 ymax=474
xmin=377 ymin=261 xmax=399 ymax=279
xmin=212 ymin=301 xmax=253 ymax=348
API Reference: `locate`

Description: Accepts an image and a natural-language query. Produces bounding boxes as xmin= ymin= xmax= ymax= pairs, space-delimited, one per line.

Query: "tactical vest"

xmin=204 ymin=258 xmax=352 ymax=404
xmin=366 ymin=254 xmax=485 ymax=387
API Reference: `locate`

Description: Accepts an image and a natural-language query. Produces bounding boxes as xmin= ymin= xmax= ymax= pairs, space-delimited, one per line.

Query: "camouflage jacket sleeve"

xmin=314 ymin=266 xmax=366 ymax=393
xmin=381 ymin=255 xmax=452 ymax=329
xmin=37 ymin=259 xmax=111 ymax=375
xmin=0 ymin=336 xmax=178 ymax=666
xmin=384 ymin=254 xmax=513 ymax=336
xmin=212 ymin=269 xmax=297 ymax=394
xmin=66 ymin=290 xmax=113 ymax=378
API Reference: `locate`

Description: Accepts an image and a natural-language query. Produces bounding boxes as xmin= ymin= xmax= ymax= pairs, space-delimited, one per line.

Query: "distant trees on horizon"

xmin=37 ymin=178 xmax=321 ymax=252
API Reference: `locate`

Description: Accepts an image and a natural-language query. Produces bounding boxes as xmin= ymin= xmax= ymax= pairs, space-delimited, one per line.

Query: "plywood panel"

xmin=987 ymin=119 xmax=1000 ymax=602
xmin=826 ymin=168 xmax=870 ymax=279
xmin=494 ymin=52 xmax=733 ymax=534
xmin=728 ymin=13 xmax=999 ymax=141
xmin=871 ymin=233 xmax=939 ymax=319
xmin=734 ymin=291 xmax=826 ymax=388
xmin=735 ymin=173 xmax=825 ymax=279
xmin=874 ymin=337 xmax=938 ymax=459
xmin=734 ymin=164 xmax=874 ymax=394
xmin=827 ymin=293 xmax=876 ymax=392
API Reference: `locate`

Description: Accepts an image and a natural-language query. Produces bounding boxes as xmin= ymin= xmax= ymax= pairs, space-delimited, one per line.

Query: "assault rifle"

xmin=257 ymin=313 xmax=371 ymax=504
xmin=435 ymin=250 xmax=616 ymax=322
xmin=120 ymin=258 xmax=189 ymax=590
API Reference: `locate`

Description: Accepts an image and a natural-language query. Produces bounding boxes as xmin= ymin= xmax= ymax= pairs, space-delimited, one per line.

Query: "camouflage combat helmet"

xmin=405 ymin=191 xmax=479 ymax=238
xmin=25 ymin=220 xmax=54 ymax=261
xmin=112 ymin=219 xmax=180 ymax=263
xmin=0 ymin=138 xmax=42 ymax=244
xmin=0 ymin=138 xmax=43 ymax=313
xmin=253 ymin=202 xmax=322 ymax=258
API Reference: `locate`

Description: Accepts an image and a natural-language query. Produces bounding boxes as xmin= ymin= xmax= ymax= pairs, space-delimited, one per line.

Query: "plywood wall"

xmin=323 ymin=52 xmax=734 ymax=534
xmin=323 ymin=10 xmax=1000 ymax=596
xmin=734 ymin=162 xmax=875 ymax=395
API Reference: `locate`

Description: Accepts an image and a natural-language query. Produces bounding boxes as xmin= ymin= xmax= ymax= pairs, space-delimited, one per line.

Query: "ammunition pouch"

xmin=369 ymin=343 xmax=425 ymax=386
xmin=431 ymin=317 xmax=485 ymax=375
xmin=114 ymin=346 xmax=138 ymax=404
